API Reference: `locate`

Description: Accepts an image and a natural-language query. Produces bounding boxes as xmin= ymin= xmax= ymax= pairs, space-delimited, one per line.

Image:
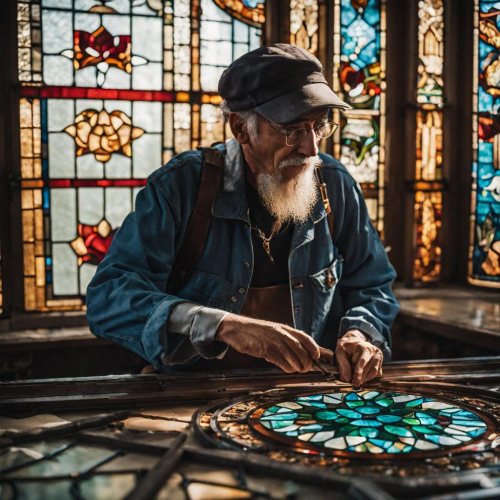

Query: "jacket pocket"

xmin=308 ymin=257 xmax=343 ymax=337
xmin=176 ymin=269 xmax=231 ymax=309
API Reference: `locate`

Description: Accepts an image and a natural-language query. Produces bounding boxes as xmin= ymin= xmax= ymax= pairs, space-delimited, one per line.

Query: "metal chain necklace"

xmin=250 ymin=219 xmax=290 ymax=264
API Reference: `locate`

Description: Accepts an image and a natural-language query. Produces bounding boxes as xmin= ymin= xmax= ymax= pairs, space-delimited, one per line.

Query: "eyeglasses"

xmin=259 ymin=115 xmax=339 ymax=147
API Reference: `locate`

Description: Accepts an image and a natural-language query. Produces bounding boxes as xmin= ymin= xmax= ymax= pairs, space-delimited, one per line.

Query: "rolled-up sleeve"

xmin=86 ymin=174 xmax=228 ymax=370
xmin=335 ymin=182 xmax=400 ymax=360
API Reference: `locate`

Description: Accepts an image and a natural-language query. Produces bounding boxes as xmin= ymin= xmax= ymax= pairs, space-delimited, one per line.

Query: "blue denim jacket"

xmin=86 ymin=139 xmax=400 ymax=371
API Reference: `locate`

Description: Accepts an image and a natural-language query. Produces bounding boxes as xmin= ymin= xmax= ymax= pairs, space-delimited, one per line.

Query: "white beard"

xmin=256 ymin=155 xmax=321 ymax=225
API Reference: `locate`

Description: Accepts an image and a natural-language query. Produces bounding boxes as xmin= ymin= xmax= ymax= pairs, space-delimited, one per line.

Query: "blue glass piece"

xmin=350 ymin=420 xmax=383 ymax=427
xmin=264 ymin=406 xmax=282 ymax=415
xmin=376 ymin=415 xmax=401 ymax=423
xmin=261 ymin=413 xmax=299 ymax=421
xmin=406 ymin=398 xmax=424 ymax=408
xmin=345 ymin=392 xmax=361 ymax=401
xmin=309 ymin=402 xmax=327 ymax=409
xmin=270 ymin=420 xmax=295 ymax=429
xmin=357 ymin=406 xmax=380 ymax=415
xmin=449 ymin=420 xmax=486 ymax=427
xmin=286 ymin=431 xmax=299 ymax=437
xmin=337 ymin=409 xmax=362 ymax=419
xmin=387 ymin=445 xmax=402 ymax=453
xmin=300 ymin=424 xmax=323 ymax=432
xmin=43 ymin=188 xmax=50 ymax=209
xmin=370 ymin=439 xmax=393 ymax=449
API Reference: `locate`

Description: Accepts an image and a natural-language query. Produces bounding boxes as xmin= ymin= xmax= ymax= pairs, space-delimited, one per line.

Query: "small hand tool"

xmin=312 ymin=358 xmax=336 ymax=381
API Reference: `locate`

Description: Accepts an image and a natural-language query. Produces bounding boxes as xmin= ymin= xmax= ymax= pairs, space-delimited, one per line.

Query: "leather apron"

xmin=194 ymin=283 xmax=294 ymax=370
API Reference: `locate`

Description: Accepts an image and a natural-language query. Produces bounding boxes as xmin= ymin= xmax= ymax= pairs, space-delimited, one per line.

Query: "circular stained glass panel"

xmin=248 ymin=390 xmax=490 ymax=457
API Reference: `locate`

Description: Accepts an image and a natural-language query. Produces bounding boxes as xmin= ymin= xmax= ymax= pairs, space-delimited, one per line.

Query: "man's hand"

xmin=335 ymin=330 xmax=383 ymax=386
xmin=216 ymin=314 xmax=322 ymax=373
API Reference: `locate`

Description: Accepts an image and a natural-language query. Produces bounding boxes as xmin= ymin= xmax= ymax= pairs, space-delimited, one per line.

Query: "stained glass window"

xmin=413 ymin=0 xmax=444 ymax=283
xmin=332 ymin=0 xmax=386 ymax=237
xmin=290 ymin=0 xmax=319 ymax=57
xmin=252 ymin=391 xmax=488 ymax=456
xmin=17 ymin=0 xmax=264 ymax=311
xmin=197 ymin=389 xmax=496 ymax=462
xmin=470 ymin=0 xmax=500 ymax=287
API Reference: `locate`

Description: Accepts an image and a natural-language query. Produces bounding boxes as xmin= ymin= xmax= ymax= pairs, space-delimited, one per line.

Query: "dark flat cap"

xmin=218 ymin=43 xmax=351 ymax=124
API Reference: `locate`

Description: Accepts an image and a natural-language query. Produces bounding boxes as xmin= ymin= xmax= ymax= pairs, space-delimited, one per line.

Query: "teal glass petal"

xmin=316 ymin=411 xmax=340 ymax=421
xmin=384 ymin=425 xmax=414 ymax=438
xmin=357 ymin=406 xmax=380 ymax=415
xmin=337 ymin=409 xmax=362 ymax=418
xmin=262 ymin=413 xmax=299 ymax=421
xmin=376 ymin=415 xmax=401 ymax=423
xmin=351 ymin=419 xmax=383 ymax=427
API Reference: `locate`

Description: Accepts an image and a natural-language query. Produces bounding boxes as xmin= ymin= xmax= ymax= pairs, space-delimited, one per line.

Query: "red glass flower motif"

xmin=74 ymin=25 xmax=132 ymax=73
xmin=71 ymin=220 xmax=116 ymax=266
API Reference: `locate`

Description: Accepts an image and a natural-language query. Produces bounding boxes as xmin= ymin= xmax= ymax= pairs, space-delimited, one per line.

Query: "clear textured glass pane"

xmin=132 ymin=63 xmax=163 ymax=90
xmin=106 ymin=188 xmax=132 ymax=229
xmin=43 ymin=55 xmax=74 ymax=86
xmin=79 ymin=188 xmax=104 ymax=226
xmin=74 ymin=0 xmax=101 ymax=10
xmin=201 ymin=65 xmax=224 ymax=92
xmin=42 ymin=0 xmax=72 ymax=8
xmin=48 ymin=133 xmax=75 ymax=178
xmin=234 ymin=19 xmax=249 ymax=43
xmin=105 ymin=155 xmax=132 ymax=178
xmin=201 ymin=0 xmax=231 ymax=21
xmin=105 ymin=100 xmax=132 ymax=115
xmin=50 ymin=188 xmax=77 ymax=242
xmin=77 ymin=155 xmax=104 ymax=179
xmin=132 ymin=101 xmax=162 ymax=133
xmin=80 ymin=263 xmax=97 ymax=296
xmin=42 ymin=10 xmax=73 ymax=54
xmin=102 ymin=14 xmax=130 ymax=35
xmin=202 ymin=21 xmax=232 ymax=41
xmin=133 ymin=16 xmax=162 ymax=61
xmin=132 ymin=134 xmax=162 ymax=177
xmin=74 ymin=12 xmax=101 ymax=32
xmin=201 ymin=40 xmax=232 ymax=66
xmin=75 ymin=66 xmax=98 ymax=88
xmin=101 ymin=67 xmax=131 ymax=89
xmin=48 ymin=99 xmax=74 ymax=133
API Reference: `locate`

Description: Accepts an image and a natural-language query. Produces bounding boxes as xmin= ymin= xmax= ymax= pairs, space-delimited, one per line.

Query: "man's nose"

xmin=296 ymin=129 xmax=320 ymax=157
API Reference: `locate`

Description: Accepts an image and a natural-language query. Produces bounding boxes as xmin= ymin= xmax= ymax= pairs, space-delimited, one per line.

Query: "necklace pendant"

xmin=262 ymin=240 xmax=274 ymax=264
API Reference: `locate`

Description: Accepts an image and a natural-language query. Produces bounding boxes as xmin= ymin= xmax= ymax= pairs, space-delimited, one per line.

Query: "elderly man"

xmin=86 ymin=44 xmax=400 ymax=386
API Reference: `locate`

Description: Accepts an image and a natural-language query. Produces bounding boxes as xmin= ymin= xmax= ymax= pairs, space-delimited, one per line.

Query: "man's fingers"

xmin=319 ymin=347 xmax=334 ymax=365
xmin=352 ymin=351 xmax=372 ymax=386
xmin=335 ymin=348 xmax=352 ymax=382
xmin=287 ymin=328 xmax=321 ymax=360
xmin=282 ymin=335 xmax=314 ymax=373
xmin=362 ymin=365 xmax=379 ymax=384
xmin=361 ymin=355 xmax=382 ymax=385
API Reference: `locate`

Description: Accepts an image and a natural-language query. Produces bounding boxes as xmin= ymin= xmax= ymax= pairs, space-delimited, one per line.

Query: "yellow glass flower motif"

xmin=64 ymin=109 xmax=145 ymax=163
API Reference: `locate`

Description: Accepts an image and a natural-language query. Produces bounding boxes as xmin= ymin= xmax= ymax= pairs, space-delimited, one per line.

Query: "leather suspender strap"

xmin=169 ymin=147 xmax=224 ymax=293
xmin=315 ymin=167 xmax=334 ymax=240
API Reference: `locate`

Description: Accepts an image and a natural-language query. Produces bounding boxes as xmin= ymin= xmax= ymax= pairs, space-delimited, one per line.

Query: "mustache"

xmin=278 ymin=155 xmax=322 ymax=169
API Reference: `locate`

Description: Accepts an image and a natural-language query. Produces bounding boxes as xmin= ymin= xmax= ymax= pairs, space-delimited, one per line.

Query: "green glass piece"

xmin=271 ymin=420 xmax=295 ymax=429
xmin=405 ymin=398 xmax=424 ymax=407
xmin=385 ymin=425 xmax=414 ymax=438
xmin=316 ymin=411 xmax=339 ymax=421
xmin=402 ymin=418 xmax=421 ymax=425
xmin=346 ymin=401 xmax=365 ymax=408
xmin=375 ymin=398 xmax=394 ymax=407
xmin=360 ymin=427 xmax=379 ymax=438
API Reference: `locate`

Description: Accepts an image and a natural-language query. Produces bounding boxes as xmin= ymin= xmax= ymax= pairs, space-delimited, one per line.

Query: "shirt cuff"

xmin=338 ymin=316 xmax=391 ymax=360
xmin=167 ymin=302 xmax=230 ymax=359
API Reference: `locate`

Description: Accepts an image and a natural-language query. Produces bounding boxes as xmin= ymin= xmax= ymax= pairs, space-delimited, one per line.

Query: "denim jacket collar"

xmin=212 ymin=139 xmax=326 ymax=230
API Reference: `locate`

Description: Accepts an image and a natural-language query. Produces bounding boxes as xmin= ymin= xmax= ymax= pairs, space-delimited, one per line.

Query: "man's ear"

xmin=228 ymin=112 xmax=250 ymax=145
